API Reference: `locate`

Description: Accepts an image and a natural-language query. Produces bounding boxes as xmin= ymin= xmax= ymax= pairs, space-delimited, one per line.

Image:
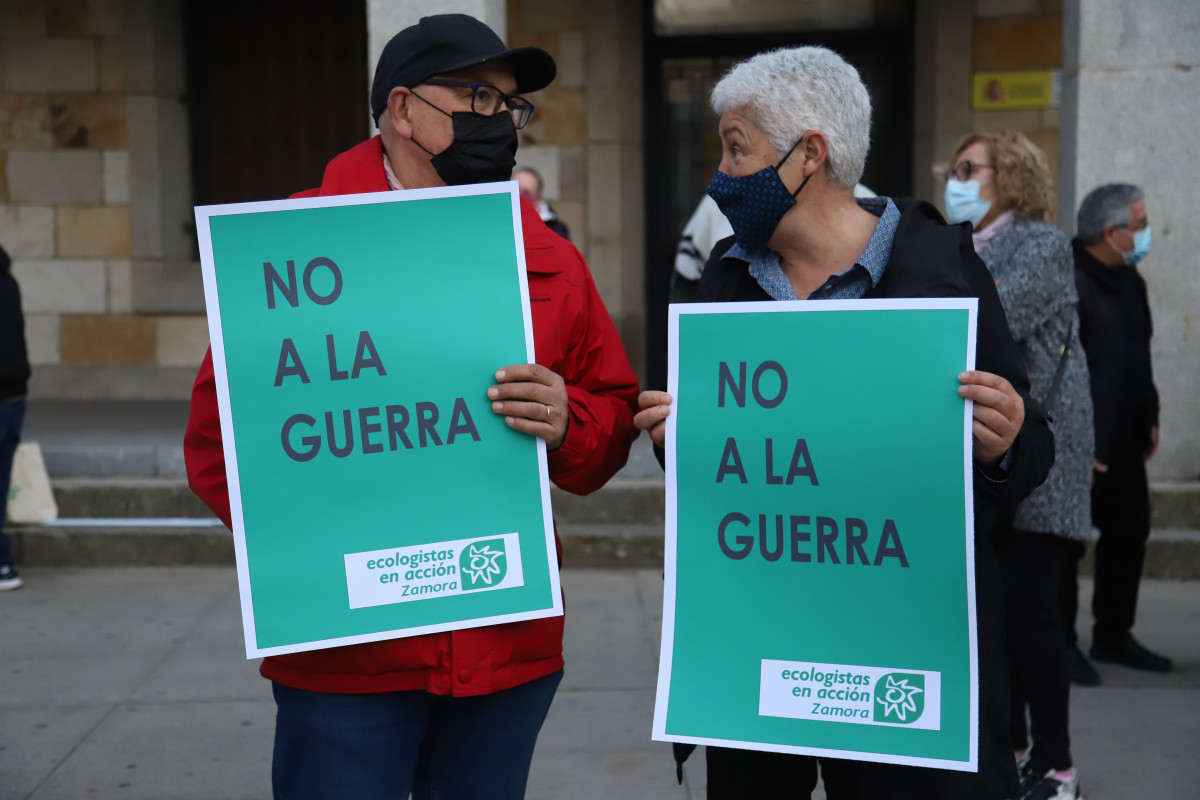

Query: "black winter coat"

xmin=679 ymin=198 xmax=1054 ymax=800
xmin=0 ymin=245 xmax=31 ymax=398
xmin=1072 ymin=240 xmax=1158 ymax=464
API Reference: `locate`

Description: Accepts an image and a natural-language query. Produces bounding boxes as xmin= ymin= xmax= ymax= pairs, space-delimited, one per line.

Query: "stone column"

xmin=1063 ymin=0 xmax=1200 ymax=480
xmin=912 ymin=0 xmax=973 ymax=207
xmin=583 ymin=0 xmax=644 ymax=377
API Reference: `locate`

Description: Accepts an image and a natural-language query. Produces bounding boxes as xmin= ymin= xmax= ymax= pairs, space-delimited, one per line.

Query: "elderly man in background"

xmin=635 ymin=46 xmax=1053 ymax=799
xmin=185 ymin=14 xmax=639 ymax=800
xmin=1063 ymin=184 xmax=1171 ymax=680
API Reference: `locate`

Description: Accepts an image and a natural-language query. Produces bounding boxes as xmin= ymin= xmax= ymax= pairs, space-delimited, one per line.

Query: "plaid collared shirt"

xmin=727 ymin=196 xmax=899 ymax=301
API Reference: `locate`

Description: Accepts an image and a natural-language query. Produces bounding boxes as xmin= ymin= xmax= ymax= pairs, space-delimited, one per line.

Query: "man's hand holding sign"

xmin=490 ymin=363 xmax=569 ymax=451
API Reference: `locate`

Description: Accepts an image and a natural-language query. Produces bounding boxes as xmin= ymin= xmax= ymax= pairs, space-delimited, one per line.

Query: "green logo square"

xmin=460 ymin=539 xmax=508 ymax=591
xmin=873 ymin=673 xmax=925 ymax=724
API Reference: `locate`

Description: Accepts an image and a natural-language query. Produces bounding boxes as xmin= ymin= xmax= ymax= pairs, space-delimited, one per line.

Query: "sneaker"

xmin=1015 ymin=752 xmax=1040 ymax=794
xmin=1090 ymin=633 xmax=1172 ymax=672
xmin=0 ymin=564 xmax=21 ymax=591
xmin=1023 ymin=768 xmax=1080 ymax=800
xmin=1065 ymin=642 xmax=1101 ymax=686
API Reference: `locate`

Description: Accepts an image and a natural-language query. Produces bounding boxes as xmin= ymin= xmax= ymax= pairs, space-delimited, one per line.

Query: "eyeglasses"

xmin=1116 ymin=217 xmax=1150 ymax=233
xmin=422 ymin=78 xmax=536 ymax=129
xmin=949 ymin=161 xmax=995 ymax=182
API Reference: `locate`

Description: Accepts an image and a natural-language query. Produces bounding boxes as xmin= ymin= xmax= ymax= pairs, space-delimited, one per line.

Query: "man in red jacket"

xmin=184 ymin=14 xmax=639 ymax=799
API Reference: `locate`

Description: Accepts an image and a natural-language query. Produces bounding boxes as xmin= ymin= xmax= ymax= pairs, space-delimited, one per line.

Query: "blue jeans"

xmin=271 ymin=668 xmax=563 ymax=800
xmin=0 ymin=399 xmax=26 ymax=566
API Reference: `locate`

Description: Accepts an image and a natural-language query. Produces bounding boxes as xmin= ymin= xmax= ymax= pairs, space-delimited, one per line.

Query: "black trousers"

xmin=1058 ymin=539 xmax=1086 ymax=645
xmin=995 ymin=528 xmax=1072 ymax=771
xmin=1062 ymin=458 xmax=1151 ymax=643
xmin=704 ymin=747 xmax=1017 ymax=799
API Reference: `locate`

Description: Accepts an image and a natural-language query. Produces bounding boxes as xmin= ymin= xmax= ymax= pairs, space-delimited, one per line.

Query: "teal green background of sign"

xmin=207 ymin=193 xmax=555 ymax=649
xmin=667 ymin=308 xmax=972 ymax=762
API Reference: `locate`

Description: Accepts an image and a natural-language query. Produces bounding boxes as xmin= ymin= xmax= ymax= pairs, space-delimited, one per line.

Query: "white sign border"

xmin=195 ymin=182 xmax=562 ymax=659
xmin=652 ymin=298 xmax=980 ymax=772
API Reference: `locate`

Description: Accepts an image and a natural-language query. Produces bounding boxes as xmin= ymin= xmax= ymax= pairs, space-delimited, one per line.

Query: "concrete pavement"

xmin=2 ymin=568 xmax=1199 ymax=800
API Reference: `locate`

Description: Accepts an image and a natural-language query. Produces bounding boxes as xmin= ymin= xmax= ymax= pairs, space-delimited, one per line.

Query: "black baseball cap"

xmin=370 ymin=14 xmax=557 ymax=124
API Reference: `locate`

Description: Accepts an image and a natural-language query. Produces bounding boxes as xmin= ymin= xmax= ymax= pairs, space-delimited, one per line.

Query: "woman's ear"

xmin=797 ymin=131 xmax=828 ymax=177
xmin=386 ymin=87 xmax=414 ymax=140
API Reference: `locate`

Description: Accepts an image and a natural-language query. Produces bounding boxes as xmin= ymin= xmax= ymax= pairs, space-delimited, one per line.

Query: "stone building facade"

xmin=1 ymin=0 xmax=1196 ymax=481
xmin=1 ymin=0 xmax=202 ymax=399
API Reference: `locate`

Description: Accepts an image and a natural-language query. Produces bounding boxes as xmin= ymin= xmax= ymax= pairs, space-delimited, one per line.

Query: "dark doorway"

xmin=184 ymin=0 xmax=369 ymax=206
xmin=642 ymin=5 xmax=916 ymax=387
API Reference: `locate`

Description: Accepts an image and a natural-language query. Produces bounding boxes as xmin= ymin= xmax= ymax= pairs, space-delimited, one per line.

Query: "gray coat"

xmin=979 ymin=218 xmax=1094 ymax=540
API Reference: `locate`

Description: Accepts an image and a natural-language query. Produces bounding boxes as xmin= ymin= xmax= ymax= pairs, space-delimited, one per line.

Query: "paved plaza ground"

xmin=2 ymin=567 xmax=1198 ymax=799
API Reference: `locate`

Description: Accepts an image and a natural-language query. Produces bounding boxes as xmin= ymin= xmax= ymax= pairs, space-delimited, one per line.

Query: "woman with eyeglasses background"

xmin=944 ymin=130 xmax=1093 ymax=800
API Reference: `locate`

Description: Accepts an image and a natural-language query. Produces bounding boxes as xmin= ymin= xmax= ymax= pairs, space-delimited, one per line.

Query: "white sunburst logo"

xmin=876 ymin=675 xmax=923 ymax=722
xmin=463 ymin=543 xmax=505 ymax=586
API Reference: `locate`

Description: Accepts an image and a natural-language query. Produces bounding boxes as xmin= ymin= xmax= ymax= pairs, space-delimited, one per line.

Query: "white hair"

xmin=711 ymin=47 xmax=871 ymax=189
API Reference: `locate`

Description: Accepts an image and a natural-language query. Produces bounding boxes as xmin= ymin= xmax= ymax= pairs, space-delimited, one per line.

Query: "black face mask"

xmin=411 ymin=95 xmax=518 ymax=186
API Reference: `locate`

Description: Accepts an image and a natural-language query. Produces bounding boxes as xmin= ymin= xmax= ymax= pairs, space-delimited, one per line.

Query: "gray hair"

xmin=710 ymin=46 xmax=871 ymax=189
xmin=514 ymin=166 xmax=543 ymax=193
xmin=1076 ymin=184 xmax=1145 ymax=244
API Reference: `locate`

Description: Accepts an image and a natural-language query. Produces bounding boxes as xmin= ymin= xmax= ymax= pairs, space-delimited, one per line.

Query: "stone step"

xmin=8 ymin=519 xmax=1200 ymax=577
xmin=21 ymin=402 xmax=1200 ymax=530
xmin=6 ymin=521 xmax=664 ymax=569
xmin=49 ymin=478 xmax=215 ymax=518
xmin=21 ymin=402 xmax=667 ymax=481
xmin=42 ymin=477 xmax=667 ymax=523
xmin=38 ymin=476 xmax=1200 ymax=529
xmin=1151 ymin=482 xmax=1200 ymax=529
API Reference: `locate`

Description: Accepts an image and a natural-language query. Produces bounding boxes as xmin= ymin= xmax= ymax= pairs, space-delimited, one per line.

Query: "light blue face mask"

xmin=943 ymin=178 xmax=992 ymax=228
xmin=1115 ymin=226 xmax=1152 ymax=265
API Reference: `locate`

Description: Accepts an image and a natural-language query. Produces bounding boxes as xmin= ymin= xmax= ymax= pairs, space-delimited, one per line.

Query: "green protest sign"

xmin=654 ymin=299 xmax=979 ymax=771
xmin=195 ymin=184 xmax=560 ymax=658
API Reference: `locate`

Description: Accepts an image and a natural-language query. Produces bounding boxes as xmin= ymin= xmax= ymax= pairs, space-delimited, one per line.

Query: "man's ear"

xmin=386 ymin=87 xmax=414 ymax=140
xmin=1101 ymin=225 xmax=1120 ymax=251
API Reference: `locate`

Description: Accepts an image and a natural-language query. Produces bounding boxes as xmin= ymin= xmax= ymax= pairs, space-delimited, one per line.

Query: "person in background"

xmin=1066 ymin=183 xmax=1171 ymax=676
xmin=515 ymin=165 xmax=570 ymax=241
xmin=185 ymin=15 xmax=639 ymax=800
xmin=0 ymin=243 xmax=31 ymax=591
xmin=945 ymin=130 xmax=1092 ymax=800
xmin=635 ymin=46 xmax=1053 ymax=800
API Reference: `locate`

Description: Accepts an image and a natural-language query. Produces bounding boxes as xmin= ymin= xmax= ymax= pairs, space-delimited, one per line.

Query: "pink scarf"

xmin=972 ymin=209 xmax=1016 ymax=253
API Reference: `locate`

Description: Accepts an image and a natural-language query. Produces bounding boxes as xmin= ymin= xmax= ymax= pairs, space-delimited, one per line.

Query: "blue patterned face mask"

xmin=706 ymin=138 xmax=811 ymax=251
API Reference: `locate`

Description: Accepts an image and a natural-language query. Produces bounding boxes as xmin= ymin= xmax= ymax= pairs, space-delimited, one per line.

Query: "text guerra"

xmin=264 ymin=257 xmax=481 ymax=463
xmin=711 ymin=360 xmax=907 ymax=568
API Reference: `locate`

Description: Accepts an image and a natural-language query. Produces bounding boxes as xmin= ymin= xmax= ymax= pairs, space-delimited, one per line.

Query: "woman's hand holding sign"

xmin=489 ymin=364 xmax=570 ymax=451
xmin=957 ymin=370 xmax=1025 ymax=467
xmin=634 ymin=390 xmax=673 ymax=448
xmin=637 ymin=373 xmax=1023 ymax=467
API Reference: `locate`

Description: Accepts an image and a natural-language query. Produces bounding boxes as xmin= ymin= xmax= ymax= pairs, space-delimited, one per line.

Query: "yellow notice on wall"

xmin=972 ymin=70 xmax=1062 ymax=110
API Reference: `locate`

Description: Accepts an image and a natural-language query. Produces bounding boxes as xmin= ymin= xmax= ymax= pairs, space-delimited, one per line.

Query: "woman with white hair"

xmin=635 ymin=46 xmax=1054 ymax=799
